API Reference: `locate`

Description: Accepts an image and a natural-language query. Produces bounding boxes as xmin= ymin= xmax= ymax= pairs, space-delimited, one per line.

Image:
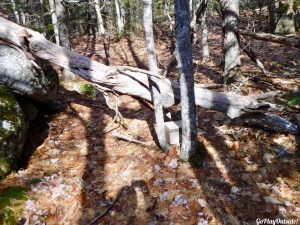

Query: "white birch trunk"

xmin=143 ymin=0 xmax=168 ymax=151
xmin=49 ymin=0 xmax=60 ymax=45
xmin=11 ymin=0 xmax=20 ymax=25
xmin=94 ymin=0 xmax=106 ymax=35
xmin=115 ymin=0 xmax=125 ymax=33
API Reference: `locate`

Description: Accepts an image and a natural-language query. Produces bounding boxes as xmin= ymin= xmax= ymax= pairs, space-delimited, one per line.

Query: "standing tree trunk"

xmin=201 ymin=2 xmax=209 ymax=62
xmin=268 ymin=0 xmax=276 ymax=33
xmin=221 ymin=0 xmax=241 ymax=83
xmin=143 ymin=0 xmax=168 ymax=151
xmin=49 ymin=0 xmax=60 ymax=45
xmin=175 ymin=0 xmax=197 ymax=161
xmin=94 ymin=0 xmax=106 ymax=35
xmin=11 ymin=0 xmax=20 ymax=25
xmin=115 ymin=0 xmax=125 ymax=33
xmin=55 ymin=0 xmax=71 ymax=49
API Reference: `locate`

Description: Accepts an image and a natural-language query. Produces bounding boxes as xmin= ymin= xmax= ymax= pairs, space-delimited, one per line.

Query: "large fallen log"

xmin=239 ymin=30 xmax=300 ymax=49
xmin=0 ymin=16 xmax=298 ymax=134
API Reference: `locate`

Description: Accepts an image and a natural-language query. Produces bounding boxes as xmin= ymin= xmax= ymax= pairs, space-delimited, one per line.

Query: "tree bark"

xmin=221 ymin=0 xmax=241 ymax=84
xmin=94 ymin=0 xmax=106 ymax=35
xmin=0 ymin=17 xmax=298 ymax=134
xmin=267 ymin=0 xmax=276 ymax=33
xmin=11 ymin=0 xmax=21 ymax=25
xmin=175 ymin=0 xmax=198 ymax=161
xmin=143 ymin=0 xmax=168 ymax=151
xmin=239 ymin=30 xmax=300 ymax=49
xmin=55 ymin=0 xmax=71 ymax=49
xmin=115 ymin=0 xmax=125 ymax=33
xmin=201 ymin=4 xmax=209 ymax=62
xmin=49 ymin=0 xmax=60 ymax=45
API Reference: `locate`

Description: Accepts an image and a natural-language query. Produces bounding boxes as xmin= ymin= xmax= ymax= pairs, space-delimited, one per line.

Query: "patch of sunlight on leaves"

xmin=0 ymin=186 xmax=28 ymax=225
xmin=79 ymin=83 xmax=94 ymax=96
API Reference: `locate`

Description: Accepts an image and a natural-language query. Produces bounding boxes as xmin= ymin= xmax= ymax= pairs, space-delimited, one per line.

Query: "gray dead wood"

xmin=239 ymin=30 xmax=300 ymax=49
xmin=0 ymin=17 xmax=298 ymax=134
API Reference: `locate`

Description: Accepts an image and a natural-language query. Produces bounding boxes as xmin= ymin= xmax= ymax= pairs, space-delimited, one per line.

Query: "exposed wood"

xmin=239 ymin=30 xmax=300 ymax=49
xmin=0 ymin=17 xmax=298 ymax=134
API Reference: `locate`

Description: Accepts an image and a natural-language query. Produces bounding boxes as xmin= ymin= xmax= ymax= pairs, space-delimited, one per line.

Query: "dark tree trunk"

xmin=268 ymin=0 xmax=276 ymax=33
xmin=221 ymin=0 xmax=241 ymax=84
xmin=175 ymin=0 xmax=198 ymax=161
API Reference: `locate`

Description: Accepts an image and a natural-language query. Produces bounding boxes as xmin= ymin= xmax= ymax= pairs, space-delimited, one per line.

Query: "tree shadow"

xmin=191 ymin=93 xmax=299 ymax=223
xmin=126 ymin=37 xmax=148 ymax=69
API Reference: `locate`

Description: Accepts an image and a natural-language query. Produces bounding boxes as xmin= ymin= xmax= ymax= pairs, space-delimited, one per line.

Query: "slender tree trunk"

xmin=221 ymin=0 xmax=241 ymax=83
xmin=115 ymin=0 xmax=125 ymax=33
xmin=201 ymin=3 xmax=209 ymax=62
xmin=10 ymin=0 xmax=20 ymax=25
xmin=94 ymin=0 xmax=106 ymax=35
xmin=268 ymin=0 xmax=276 ymax=33
xmin=55 ymin=0 xmax=71 ymax=49
xmin=20 ymin=0 xmax=27 ymax=26
xmin=49 ymin=0 xmax=60 ymax=45
xmin=143 ymin=0 xmax=168 ymax=151
xmin=175 ymin=0 xmax=197 ymax=161
xmin=164 ymin=0 xmax=174 ymax=31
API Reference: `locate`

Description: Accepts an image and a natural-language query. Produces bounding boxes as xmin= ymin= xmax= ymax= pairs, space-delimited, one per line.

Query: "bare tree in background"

xmin=268 ymin=0 xmax=276 ymax=33
xmin=220 ymin=0 xmax=241 ymax=83
xmin=49 ymin=0 xmax=60 ymax=44
xmin=55 ymin=0 xmax=71 ymax=49
xmin=175 ymin=0 xmax=197 ymax=161
xmin=115 ymin=0 xmax=125 ymax=33
xmin=93 ymin=0 xmax=105 ymax=35
xmin=200 ymin=0 xmax=209 ymax=62
xmin=143 ymin=0 xmax=168 ymax=151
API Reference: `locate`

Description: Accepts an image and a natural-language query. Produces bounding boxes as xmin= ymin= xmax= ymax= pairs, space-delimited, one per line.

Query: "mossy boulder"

xmin=0 ymin=44 xmax=59 ymax=103
xmin=0 ymin=85 xmax=28 ymax=179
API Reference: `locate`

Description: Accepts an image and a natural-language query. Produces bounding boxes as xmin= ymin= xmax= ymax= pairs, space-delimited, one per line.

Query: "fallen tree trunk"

xmin=0 ymin=17 xmax=298 ymax=134
xmin=239 ymin=30 xmax=300 ymax=49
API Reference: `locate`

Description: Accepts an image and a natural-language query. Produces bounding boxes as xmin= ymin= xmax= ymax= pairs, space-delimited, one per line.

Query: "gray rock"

xmin=0 ymin=85 xmax=28 ymax=179
xmin=0 ymin=44 xmax=59 ymax=102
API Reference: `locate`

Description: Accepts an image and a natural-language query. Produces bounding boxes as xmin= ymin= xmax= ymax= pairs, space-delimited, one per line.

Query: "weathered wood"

xmin=0 ymin=17 xmax=298 ymax=134
xmin=239 ymin=30 xmax=300 ymax=49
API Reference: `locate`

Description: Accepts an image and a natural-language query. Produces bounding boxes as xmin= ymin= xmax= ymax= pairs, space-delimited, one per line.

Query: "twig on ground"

xmin=88 ymin=187 xmax=125 ymax=225
xmin=111 ymin=130 xmax=149 ymax=146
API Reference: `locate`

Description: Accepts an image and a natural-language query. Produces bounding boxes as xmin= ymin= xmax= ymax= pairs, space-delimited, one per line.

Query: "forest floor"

xmin=1 ymin=28 xmax=300 ymax=225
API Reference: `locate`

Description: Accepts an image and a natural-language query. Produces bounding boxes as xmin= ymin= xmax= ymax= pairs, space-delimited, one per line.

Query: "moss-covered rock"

xmin=0 ymin=85 xmax=28 ymax=179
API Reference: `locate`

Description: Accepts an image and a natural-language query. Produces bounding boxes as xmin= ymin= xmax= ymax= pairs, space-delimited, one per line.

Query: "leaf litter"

xmin=0 ymin=31 xmax=300 ymax=225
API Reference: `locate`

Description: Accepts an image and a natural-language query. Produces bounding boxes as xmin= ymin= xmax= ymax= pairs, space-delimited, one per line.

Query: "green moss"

xmin=79 ymin=83 xmax=94 ymax=96
xmin=28 ymin=178 xmax=42 ymax=185
xmin=0 ymin=85 xmax=21 ymax=140
xmin=0 ymin=186 xmax=28 ymax=225
xmin=0 ymin=159 xmax=12 ymax=180
xmin=284 ymin=88 xmax=300 ymax=107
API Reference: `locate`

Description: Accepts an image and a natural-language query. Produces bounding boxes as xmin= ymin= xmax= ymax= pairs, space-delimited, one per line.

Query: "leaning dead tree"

xmin=0 ymin=16 xmax=298 ymax=134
